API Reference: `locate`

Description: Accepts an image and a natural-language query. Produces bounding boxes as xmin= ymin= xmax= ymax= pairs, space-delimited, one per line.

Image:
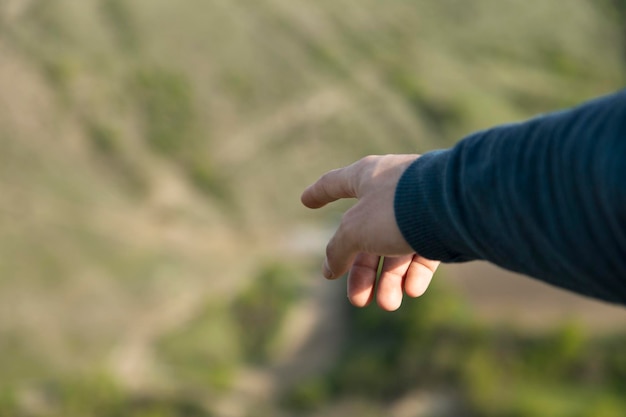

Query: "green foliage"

xmin=608 ymin=0 xmax=626 ymax=20
xmin=186 ymin=160 xmax=232 ymax=205
xmin=520 ymin=321 xmax=587 ymax=378
xmin=327 ymin=280 xmax=472 ymax=400
xmin=0 ymin=387 xmax=18 ymax=417
xmin=283 ymin=277 xmax=626 ymax=415
xmin=131 ymin=66 xmax=233 ymax=203
xmin=40 ymin=373 xmax=124 ymax=417
xmin=385 ymin=67 xmax=467 ymax=139
xmin=86 ymin=120 xmax=148 ymax=195
xmin=282 ymin=377 xmax=331 ymax=412
xmin=132 ymin=67 xmax=197 ymax=157
xmin=4 ymin=373 xmax=213 ymax=417
xmin=87 ymin=121 xmax=119 ymax=156
xmin=602 ymin=334 xmax=626 ymax=390
xmin=22 ymin=0 xmax=68 ymax=42
xmin=157 ymin=303 xmax=241 ymax=391
xmin=39 ymin=56 xmax=75 ymax=100
xmin=100 ymin=0 xmax=139 ymax=52
xmin=232 ymin=263 xmax=300 ymax=364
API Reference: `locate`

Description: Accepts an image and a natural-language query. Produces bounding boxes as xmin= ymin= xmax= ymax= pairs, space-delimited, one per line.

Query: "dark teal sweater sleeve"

xmin=394 ymin=90 xmax=626 ymax=304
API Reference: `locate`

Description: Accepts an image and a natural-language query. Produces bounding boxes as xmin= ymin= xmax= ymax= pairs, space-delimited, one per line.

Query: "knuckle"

xmin=356 ymin=155 xmax=378 ymax=175
xmin=361 ymin=154 xmax=381 ymax=163
xmin=359 ymin=155 xmax=377 ymax=165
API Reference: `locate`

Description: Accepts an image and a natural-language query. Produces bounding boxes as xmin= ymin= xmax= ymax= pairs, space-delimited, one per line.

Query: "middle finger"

xmin=377 ymin=255 xmax=414 ymax=311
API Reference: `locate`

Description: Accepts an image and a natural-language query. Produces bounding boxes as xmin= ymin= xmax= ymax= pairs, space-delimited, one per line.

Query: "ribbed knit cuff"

xmin=394 ymin=150 xmax=474 ymax=263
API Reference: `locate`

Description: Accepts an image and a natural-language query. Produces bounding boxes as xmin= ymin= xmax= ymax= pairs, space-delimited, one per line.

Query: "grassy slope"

xmin=0 ymin=0 xmax=624 ymax=415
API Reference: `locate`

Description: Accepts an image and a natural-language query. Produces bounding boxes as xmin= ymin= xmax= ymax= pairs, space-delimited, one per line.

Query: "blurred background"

xmin=0 ymin=0 xmax=625 ymax=416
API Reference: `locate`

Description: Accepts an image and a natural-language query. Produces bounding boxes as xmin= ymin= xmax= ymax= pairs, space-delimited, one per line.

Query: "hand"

xmin=301 ymin=155 xmax=440 ymax=311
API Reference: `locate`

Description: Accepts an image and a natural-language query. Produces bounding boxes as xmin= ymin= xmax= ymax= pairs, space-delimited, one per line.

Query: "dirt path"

xmin=442 ymin=262 xmax=626 ymax=333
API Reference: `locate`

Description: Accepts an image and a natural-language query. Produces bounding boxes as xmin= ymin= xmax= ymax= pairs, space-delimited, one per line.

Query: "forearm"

xmin=395 ymin=90 xmax=626 ymax=304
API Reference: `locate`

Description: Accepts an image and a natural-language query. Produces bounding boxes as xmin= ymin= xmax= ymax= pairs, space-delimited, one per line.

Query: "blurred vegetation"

xmin=99 ymin=0 xmax=140 ymax=53
xmin=0 ymin=372 xmax=212 ymax=417
xmin=232 ymin=262 xmax=301 ymax=364
xmin=0 ymin=0 xmax=624 ymax=416
xmin=132 ymin=67 xmax=197 ymax=157
xmin=285 ymin=282 xmax=626 ymax=416
xmin=157 ymin=301 xmax=241 ymax=392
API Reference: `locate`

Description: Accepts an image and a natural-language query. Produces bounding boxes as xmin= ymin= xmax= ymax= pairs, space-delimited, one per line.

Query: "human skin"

xmin=301 ymin=154 xmax=440 ymax=311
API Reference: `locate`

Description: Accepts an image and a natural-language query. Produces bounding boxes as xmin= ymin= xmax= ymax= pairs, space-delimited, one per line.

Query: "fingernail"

xmin=323 ymin=260 xmax=333 ymax=279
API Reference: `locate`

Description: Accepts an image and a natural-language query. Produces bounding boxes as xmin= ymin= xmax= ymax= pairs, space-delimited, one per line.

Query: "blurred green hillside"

xmin=0 ymin=0 xmax=625 ymax=416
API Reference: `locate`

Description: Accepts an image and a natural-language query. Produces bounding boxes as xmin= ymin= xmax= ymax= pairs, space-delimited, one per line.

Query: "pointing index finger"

xmin=301 ymin=165 xmax=358 ymax=209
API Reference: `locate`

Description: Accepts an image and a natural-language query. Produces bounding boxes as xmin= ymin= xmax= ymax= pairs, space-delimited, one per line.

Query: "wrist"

xmin=394 ymin=150 xmax=475 ymax=262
